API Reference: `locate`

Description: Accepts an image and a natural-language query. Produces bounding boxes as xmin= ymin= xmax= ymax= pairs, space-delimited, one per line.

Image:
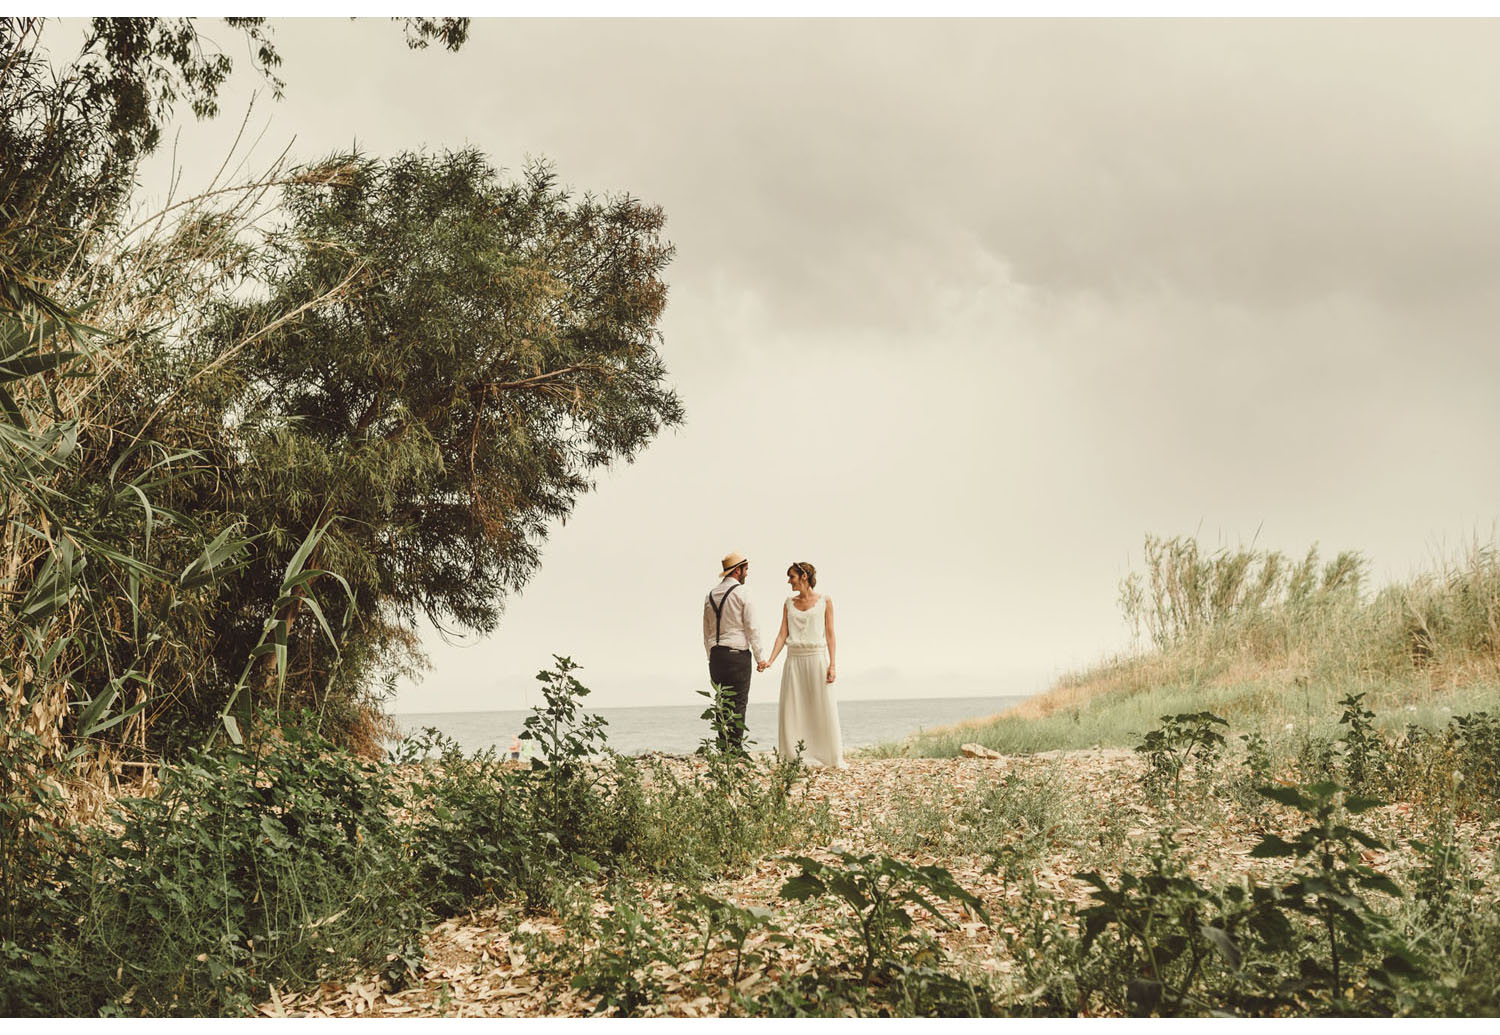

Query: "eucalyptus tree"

xmin=179 ymin=149 xmax=684 ymax=732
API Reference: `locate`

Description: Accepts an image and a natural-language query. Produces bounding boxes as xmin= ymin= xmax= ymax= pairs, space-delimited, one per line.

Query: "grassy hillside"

xmin=877 ymin=535 xmax=1500 ymax=758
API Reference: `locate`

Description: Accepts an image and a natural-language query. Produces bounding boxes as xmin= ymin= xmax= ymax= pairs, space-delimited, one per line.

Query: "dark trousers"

xmin=708 ymin=645 xmax=753 ymax=752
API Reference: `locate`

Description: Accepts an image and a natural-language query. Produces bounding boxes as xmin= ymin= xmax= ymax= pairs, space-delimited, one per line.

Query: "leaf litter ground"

xmin=263 ymin=750 xmax=1499 ymax=1017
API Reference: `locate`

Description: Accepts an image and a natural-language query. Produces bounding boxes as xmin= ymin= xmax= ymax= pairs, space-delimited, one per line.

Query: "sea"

xmin=393 ymin=694 xmax=1029 ymax=758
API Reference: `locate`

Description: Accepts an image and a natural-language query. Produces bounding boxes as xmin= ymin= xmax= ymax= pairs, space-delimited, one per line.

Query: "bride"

xmin=760 ymin=561 xmax=844 ymax=768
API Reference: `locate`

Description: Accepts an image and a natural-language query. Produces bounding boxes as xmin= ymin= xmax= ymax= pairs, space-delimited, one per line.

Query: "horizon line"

xmin=388 ymin=689 xmax=1039 ymax=717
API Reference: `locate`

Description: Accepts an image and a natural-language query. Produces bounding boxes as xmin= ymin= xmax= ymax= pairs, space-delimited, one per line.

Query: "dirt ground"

xmin=259 ymin=750 xmax=1493 ymax=1018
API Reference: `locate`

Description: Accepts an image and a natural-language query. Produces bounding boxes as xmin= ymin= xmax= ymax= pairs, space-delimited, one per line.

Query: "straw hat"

xmin=719 ymin=551 xmax=748 ymax=577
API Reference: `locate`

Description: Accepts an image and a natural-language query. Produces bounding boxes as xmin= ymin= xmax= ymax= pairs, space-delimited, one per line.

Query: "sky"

xmin=117 ymin=15 xmax=1500 ymax=713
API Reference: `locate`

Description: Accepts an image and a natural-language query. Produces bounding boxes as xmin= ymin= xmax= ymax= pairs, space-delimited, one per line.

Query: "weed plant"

xmin=39 ymin=722 xmax=422 ymax=1017
xmin=1136 ymin=710 xmax=1228 ymax=795
xmin=569 ymin=882 xmax=685 ymax=1016
xmin=738 ymin=850 xmax=997 ymax=1017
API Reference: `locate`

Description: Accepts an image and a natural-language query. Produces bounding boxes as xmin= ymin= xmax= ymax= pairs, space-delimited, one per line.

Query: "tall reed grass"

xmin=883 ymin=534 xmax=1500 ymax=758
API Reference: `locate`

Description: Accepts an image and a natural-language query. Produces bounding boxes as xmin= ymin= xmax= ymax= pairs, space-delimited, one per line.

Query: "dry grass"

xmin=876 ymin=536 xmax=1500 ymax=760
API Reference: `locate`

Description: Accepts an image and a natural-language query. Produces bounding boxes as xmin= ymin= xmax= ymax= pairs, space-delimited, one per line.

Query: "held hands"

xmin=757 ymin=660 xmax=770 ymax=672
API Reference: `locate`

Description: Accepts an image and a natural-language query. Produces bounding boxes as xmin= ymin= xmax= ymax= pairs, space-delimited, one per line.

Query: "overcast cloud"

xmin=134 ymin=18 xmax=1500 ymax=713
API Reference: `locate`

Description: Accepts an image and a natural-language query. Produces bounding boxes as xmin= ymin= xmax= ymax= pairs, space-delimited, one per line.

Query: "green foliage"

xmin=1136 ymin=711 xmax=1228 ymax=794
xmin=2 ymin=17 xmax=465 ymax=258
xmin=522 ymin=655 xmax=609 ymax=776
xmin=1395 ymin=817 xmax=1500 ymax=1015
xmin=0 ymin=729 xmax=76 ymax=1014
xmin=1239 ymin=731 xmax=1274 ymax=787
xmin=1057 ymin=780 xmax=1426 ymax=1017
xmin=1449 ymin=711 xmax=1500 ymax=808
xmin=676 ymin=891 xmax=778 ymax=986
xmin=1119 ymin=534 xmax=1364 ymax=652
xmin=1075 ymin=832 xmax=1272 ymax=1016
xmin=7 ymin=20 xmax=678 ymax=764
xmin=569 ymin=883 xmax=684 ymax=1016
xmin=1249 ymin=780 xmax=1424 ymax=1010
xmin=779 ymin=849 xmax=989 ymax=984
xmin=37 ymin=720 xmax=423 ymax=1016
xmin=699 ymin=684 xmax=754 ymax=756
xmin=1294 ymin=730 xmax=1341 ymax=783
xmin=394 ymin=659 xmax=818 ymax=922
xmin=2 ymin=17 xmax=278 ymax=257
xmin=516 ymin=655 xmax=618 ymax=868
xmin=213 ymin=148 xmax=683 ymax=653
xmin=746 ymin=956 xmax=1000 ymax=1018
xmin=1404 ymin=814 xmax=1482 ymax=930
xmin=397 ymin=728 xmax=557 ymax=915
xmin=1337 ymin=692 xmax=1386 ymax=792
xmin=733 ymin=852 xmax=996 ymax=1017
xmin=210 ymin=520 xmax=356 ymax=750
xmin=1374 ymin=710 xmax=1500 ymax=819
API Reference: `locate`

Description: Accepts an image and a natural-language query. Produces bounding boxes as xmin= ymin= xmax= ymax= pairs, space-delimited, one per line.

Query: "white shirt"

xmin=703 ymin=577 xmax=764 ymax=663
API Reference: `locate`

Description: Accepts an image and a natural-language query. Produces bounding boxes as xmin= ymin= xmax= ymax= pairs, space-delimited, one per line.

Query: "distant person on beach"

xmin=703 ymin=551 xmax=765 ymax=753
xmin=762 ymin=561 xmax=844 ymax=768
xmin=509 ymin=735 xmax=521 ymax=761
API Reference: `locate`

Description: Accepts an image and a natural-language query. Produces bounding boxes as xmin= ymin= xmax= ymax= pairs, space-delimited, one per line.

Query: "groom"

xmin=703 ymin=551 xmax=765 ymax=754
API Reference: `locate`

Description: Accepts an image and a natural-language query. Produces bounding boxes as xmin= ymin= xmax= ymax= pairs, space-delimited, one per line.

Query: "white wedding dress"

xmin=776 ymin=595 xmax=845 ymax=768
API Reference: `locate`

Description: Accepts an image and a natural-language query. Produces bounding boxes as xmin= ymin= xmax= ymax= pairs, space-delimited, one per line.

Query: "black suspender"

xmin=710 ymin=583 xmax=739 ymax=644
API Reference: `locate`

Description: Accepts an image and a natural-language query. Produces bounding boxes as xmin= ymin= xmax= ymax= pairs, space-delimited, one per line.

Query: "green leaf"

xmin=1249 ymin=834 xmax=1298 ymax=858
xmin=180 ymin=522 xmax=250 ymax=589
xmin=1258 ymin=785 xmax=1306 ymax=809
xmin=1199 ymin=924 xmax=1241 ymax=969
xmin=73 ymin=686 xmax=119 ymax=738
xmin=222 ymin=714 xmax=243 ymax=746
xmin=898 ymin=889 xmax=956 ymax=928
xmin=0 ymin=382 xmax=24 ymax=425
xmin=0 ymin=348 xmax=83 ymax=382
xmin=125 ymin=482 xmax=155 ymax=560
xmin=1357 ymin=873 xmax=1403 ymax=898
xmin=779 ymin=874 xmax=825 ymax=902
xmin=259 ymin=815 xmax=291 ymax=848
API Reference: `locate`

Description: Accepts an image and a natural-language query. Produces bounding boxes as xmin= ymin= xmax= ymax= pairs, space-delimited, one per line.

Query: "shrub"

xmin=606 ymin=751 xmax=813 ymax=882
xmin=778 ymin=849 xmax=989 ymax=984
xmin=396 ymin=728 xmax=561 ymax=916
xmin=1449 ymin=711 xmax=1500 ymax=810
xmin=45 ymin=720 xmax=422 ymax=1016
xmin=1247 ymin=780 xmax=1425 ymax=1013
xmin=1337 ymin=692 xmax=1387 ymax=792
xmin=0 ymin=728 xmax=77 ymax=1015
xmin=675 ymin=890 xmax=780 ymax=987
xmin=1075 ymin=830 xmax=1270 ymax=1016
xmin=569 ymin=883 xmax=684 ymax=1016
xmin=1136 ymin=711 xmax=1228 ymax=794
xmin=1396 ymin=817 xmax=1500 ymax=1016
xmin=1376 ymin=710 xmax=1500 ymax=818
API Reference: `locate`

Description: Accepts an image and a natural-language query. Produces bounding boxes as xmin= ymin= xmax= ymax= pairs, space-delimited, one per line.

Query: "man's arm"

xmin=703 ymin=595 xmax=715 ymax=659
xmin=742 ymin=595 xmax=765 ymax=665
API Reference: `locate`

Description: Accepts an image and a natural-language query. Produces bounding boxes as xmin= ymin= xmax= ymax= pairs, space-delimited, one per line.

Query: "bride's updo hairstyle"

xmin=788 ymin=561 xmax=817 ymax=588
